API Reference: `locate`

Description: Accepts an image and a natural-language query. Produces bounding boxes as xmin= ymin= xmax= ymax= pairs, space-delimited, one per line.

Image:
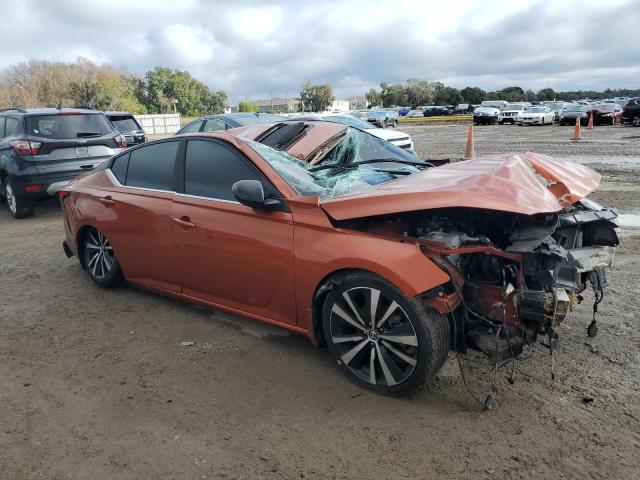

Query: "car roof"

xmin=105 ymin=111 xmax=135 ymax=116
xmin=1 ymin=107 xmax=104 ymax=115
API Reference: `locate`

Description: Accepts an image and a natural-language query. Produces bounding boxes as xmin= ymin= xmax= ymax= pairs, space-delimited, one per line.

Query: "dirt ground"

xmin=1 ymin=124 xmax=639 ymax=479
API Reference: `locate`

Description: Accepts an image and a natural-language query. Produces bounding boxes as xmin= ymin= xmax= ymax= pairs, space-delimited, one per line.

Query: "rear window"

xmin=108 ymin=115 xmax=141 ymax=132
xmin=126 ymin=141 xmax=179 ymax=191
xmin=25 ymin=113 xmax=113 ymax=139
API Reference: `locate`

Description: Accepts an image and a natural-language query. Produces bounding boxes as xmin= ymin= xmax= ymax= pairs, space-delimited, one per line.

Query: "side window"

xmin=202 ymin=120 xmax=226 ymax=132
xmin=184 ymin=139 xmax=260 ymax=201
xmin=110 ymin=153 xmax=130 ymax=184
xmin=179 ymin=121 xmax=203 ymax=134
xmin=5 ymin=117 xmax=18 ymax=136
xmin=126 ymin=141 xmax=179 ymax=191
xmin=0 ymin=117 xmax=5 ymax=138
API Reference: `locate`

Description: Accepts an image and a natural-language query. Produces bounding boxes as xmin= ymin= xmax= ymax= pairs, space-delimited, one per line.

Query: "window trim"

xmin=179 ymin=136 xmax=289 ymax=210
xmin=107 ymin=138 xmax=182 ymax=193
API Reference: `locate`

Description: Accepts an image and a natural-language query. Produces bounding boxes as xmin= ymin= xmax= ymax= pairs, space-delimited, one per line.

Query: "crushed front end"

xmin=343 ymin=197 xmax=618 ymax=374
xmin=415 ymin=199 xmax=618 ymax=366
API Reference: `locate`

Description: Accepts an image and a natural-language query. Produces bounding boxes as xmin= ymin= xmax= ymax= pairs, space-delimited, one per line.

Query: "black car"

xmin=0 ymin=107 xmax=126 ymax=218
xmin=176 ymin=112 xmax=287 ymax=134
xmin=422 ymin=106 xmax=450 ymax=117
xmin=105 ymin=111 xmax=146 ymax=145
xmin=621 ymin=98 xmax=640 ymax=126
xmin=558 ymin=104 xmax=589 ymax=126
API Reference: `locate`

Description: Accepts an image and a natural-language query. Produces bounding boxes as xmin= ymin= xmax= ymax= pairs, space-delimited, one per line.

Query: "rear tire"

xmin=83 ymin=228 xmax=124 ymax=287
xmin=3 ymin=180 xmax=34 ymax=219
xmin=322 ymin=272 xmax=450 ymax=396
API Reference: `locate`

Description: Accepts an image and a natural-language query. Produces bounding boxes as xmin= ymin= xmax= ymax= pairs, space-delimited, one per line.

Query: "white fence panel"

xmin=134 ymin=114 xmax=181 ymax=135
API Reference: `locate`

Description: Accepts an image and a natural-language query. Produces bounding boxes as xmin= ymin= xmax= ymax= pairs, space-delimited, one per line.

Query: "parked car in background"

xmin=588 ymin=103 xmax=622 ymax=125
xmin=498 ymin=103 xmax=529 ymax=124
xmin=105 ymin=111 xmax=146 ymax=146
xmin=614 ymin=97 xmax=631 ymax=107
xmin=453 ymin=103 xmax=473 ymax=114
xmin=422 ymin=106 xmax=450 ymax=117
xmin=59 ymin=127 xmax=617 ymax=396
xmin=480 ymin=100 xmax=507 ymax=110
xmin=407 ymin=110 xmax=424 ymax=118
xmin=544 ymin=102 xmax=568 ymax=121
xmin=176 ymin=112 xmax=287 ymax=134
xmin=0 ymin=107 xmax=125 ymax=218
xmin=472 ymin=106 xmax=500 ymax=125
xmin=398 ymin=107 xmax=412 ymax=117
xmin=621 ymin=98 xmax=640 ymax=126
xmin=366 ymin=110 xmax=398 ymax=128
xmin=299 ymin=114 xmax=415 ymax=153
xmin=559 ymin=103 xmax=590 ymax=125
xmin=517 ymin=106 xmax=555 ymax=125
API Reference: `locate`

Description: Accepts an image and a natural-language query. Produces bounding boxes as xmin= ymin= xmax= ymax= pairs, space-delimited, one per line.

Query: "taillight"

xmin=115 ymin=134 xmax=127 ymax=148
xmin=9 ymin=140 xmax=41 ymax=156
xmin=24 ymin=185 xmax=43 ymax=192
xmin=58 ymin=190 xmax=70 ymax=201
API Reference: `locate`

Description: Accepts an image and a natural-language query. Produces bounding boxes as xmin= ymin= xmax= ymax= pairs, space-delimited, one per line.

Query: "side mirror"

xmin=232 ymin=180 xmax=281 ymax=210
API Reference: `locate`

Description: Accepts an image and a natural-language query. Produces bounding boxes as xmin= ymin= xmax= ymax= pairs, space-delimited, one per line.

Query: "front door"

xmin=172 ymin=138 xmax=297 ymax=325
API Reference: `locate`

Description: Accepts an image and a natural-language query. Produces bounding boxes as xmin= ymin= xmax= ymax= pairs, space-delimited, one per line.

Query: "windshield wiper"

xmin=309 ymin=157 xmax=433 ymax=172
xmin=76 ymin=132 xmax=103 ymax=138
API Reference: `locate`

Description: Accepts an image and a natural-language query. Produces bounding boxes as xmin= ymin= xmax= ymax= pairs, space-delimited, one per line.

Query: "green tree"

xmin=433 ymin=83 xmax=462 ymax=105
xmin=238 ymin=101 xmax=257 ymax=112
xmin=460 ymin=87 xmax=486 ymax=104
xmin=404 ymin=79 xmax=433 ymax=108
xmin=299 ymin=82 xmax=334 ymax=112
xmin=144 ymin=66 xmax=227 ymax=116
xmin=537 ymin=88 xmax=557 ymax=101
xmin=379 ymin=82 xmax=408 ymax=107
xmin=365 ymin=88 xmax=381 ymax=107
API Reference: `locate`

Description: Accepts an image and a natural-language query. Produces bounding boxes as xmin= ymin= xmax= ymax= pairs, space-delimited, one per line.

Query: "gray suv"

xmin=0 ymin=107 xmax=126 ymax=218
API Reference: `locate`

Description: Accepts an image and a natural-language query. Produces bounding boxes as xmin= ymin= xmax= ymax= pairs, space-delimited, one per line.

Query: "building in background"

xmin=330 ymin=99 xmax=350 ymax=112
xmin=346 ymin=95 xmax=369 ymax=110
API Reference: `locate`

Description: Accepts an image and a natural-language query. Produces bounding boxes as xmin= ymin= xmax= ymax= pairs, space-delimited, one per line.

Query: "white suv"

xmin=499 ymin=103 xmax=529 ymax=124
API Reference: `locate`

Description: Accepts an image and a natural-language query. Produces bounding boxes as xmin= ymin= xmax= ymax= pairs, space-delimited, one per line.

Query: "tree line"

xmin=365 ymin=80 xmax=640 ymax=108
xmin=2 ymin=58 xmax=637 ymax=115
xmin=0 ymin=58 xmax=227 ymax=116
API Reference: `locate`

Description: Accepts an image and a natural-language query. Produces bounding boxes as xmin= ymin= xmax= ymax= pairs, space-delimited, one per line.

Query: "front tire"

xmin=322 ymin=272 xmax=450 ymax=396
xmin=83 ymin=228 xmax=123 ymax=287
xmin=3 ymin=180 xmax=34 ymax=219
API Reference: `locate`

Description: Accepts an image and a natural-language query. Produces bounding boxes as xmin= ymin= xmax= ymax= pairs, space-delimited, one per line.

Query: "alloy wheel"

xmin=329 ymin=287 xmax=418 ymax=387
xmin=86 ymin=230 xmax=115 ymax=280
xmin=5 ymin=182 xmax=17 ymax=215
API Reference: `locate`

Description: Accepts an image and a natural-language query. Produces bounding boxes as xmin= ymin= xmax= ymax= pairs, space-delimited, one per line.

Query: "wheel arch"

xmin=76 ymin=224 xmax=98 ymax=270
xmin=310 ymin=266 xmax=446 ymax=348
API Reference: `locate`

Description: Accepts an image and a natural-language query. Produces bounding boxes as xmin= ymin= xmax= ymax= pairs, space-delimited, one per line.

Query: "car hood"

xmin=366 ymin=128 xmax=410 ymax=141
xmin=319 ymin=152 xmax=601 ymax=220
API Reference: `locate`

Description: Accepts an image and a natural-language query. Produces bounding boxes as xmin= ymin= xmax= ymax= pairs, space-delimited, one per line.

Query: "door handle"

xmin=99 ymin=196 xmax=115 ymax=206
xmin=172 ymin=216 xmax=196 ymax=229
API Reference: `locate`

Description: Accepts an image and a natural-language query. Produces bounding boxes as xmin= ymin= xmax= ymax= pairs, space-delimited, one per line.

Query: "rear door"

xmin=24 ymin=113 xmax=120 ymax=180
xmin=102 ymin=140 xmax=182 ymax=292
xmin=172 ymin=138 xmax=297 ymax=324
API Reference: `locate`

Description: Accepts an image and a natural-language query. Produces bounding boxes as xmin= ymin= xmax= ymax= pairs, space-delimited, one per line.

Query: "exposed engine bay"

xmin=336 ymin=197 xmax=619 ymax=399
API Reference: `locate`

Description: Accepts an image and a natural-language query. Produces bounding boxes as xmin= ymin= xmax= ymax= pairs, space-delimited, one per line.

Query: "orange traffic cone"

xmin=587 ymin=112 xmax=594 ymax=129
xmin=464 ymin=124 xmax=475 ymax=159
xmin=572 ymin=116 xmax=581 ymax=141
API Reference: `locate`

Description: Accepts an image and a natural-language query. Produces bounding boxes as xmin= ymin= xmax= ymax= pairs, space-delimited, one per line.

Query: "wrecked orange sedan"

xmin=59 ymin=123 xmax=618 ymax=397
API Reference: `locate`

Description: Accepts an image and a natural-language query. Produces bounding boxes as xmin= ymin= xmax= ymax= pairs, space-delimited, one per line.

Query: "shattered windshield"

xmin=249 ymin=137 xmax=422 ymax=200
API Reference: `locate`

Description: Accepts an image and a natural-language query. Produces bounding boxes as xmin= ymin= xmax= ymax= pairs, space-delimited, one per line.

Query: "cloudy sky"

xmin=2 ymin=0 xmax=639 ymax=102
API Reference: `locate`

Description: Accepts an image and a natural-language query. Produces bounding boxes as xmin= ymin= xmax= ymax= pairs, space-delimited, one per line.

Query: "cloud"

xmin=0 ymin=0 xmax=638 ymax=102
